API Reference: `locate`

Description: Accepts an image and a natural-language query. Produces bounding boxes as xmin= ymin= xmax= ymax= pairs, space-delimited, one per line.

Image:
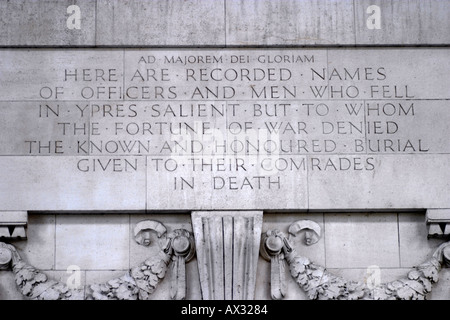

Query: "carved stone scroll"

xmin=288 ymin=220 xmax=321 ymax=246
xmin=167 ymin=229 xmax=195 ymax=300
xmin=260 ymin=229 xmax=290 ymax=300
xmin=192 ymin=211 xmax=263 ymax=300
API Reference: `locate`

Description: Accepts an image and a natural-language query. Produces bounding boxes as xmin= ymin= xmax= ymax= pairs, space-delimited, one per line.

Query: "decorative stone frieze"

xmin=261 ymin=226 xmax=450 ymax=300
xmin=0 ymin=220 xmax=195 ymax=300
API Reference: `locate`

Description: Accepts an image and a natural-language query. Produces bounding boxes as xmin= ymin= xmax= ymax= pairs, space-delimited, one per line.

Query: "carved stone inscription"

xmin=0 ymin=49 xmax=449 ymax=210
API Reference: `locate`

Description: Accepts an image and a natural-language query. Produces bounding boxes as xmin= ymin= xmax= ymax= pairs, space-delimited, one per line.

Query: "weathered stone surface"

xmin=55 ymin=215 xmax=130 ymax=270
xmin=0 ymin=0 xmax=95 ymax=46
xmin=327 ymin=48 xmax=450 ymax=100
xmin=226 ymin=0 xmax=355 ymax=45
xmin=0 ymin=0 xmax=448 ymax=47
xmin=96 ymin=0 xmax=226 ymax=46
xmin=308 ymin=155 xmax=450 ymax=210
xmin=0 ymin=102 xmax=90 ymax=155
xmin=0 ymin=156 xmax=146 ymax=211
xmin=0 ymin=211 xmax=27 ymax=224
xmin=324 ymin=213 xmax=400 ymax=268
xmin=398 ymin=212 xmax=443 ymax=268
xmin=10 ymin=215 xmax=55 ymax=270
xmin=0 ymin=50 xmax=123 ymax=101
xmin=355 ymin=0 xmax=450 ymax=45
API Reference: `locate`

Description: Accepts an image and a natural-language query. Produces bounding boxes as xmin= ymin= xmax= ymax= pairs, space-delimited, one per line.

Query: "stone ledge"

xmin=426 ymin=209 xmax=450 ymax=238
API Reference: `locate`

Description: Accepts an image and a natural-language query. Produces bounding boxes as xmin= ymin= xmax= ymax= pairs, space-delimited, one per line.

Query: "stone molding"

xmin=0 ymin=211 xmax=27 ymax=240
xmin=426 ymin=209 xmax=450 ymax=238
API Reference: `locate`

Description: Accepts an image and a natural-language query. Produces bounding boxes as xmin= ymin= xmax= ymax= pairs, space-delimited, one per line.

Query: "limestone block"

xmin=10 ymin=215 xmax=55 ymax=270
xmin=0 ymin=102 xmax=90 ymax=156
xmin=55 ymin=215 xmax=130 ymax=270
xmin=365 ymin=100 xmax=450 ymax=154
xmin=226 ymin=0 xmax=355 ymax=45
xmin=0 ymin=0 xmax=95 ymax=46
xmin=0 ymin=211 xmax=27 ymax=224
xmin=426 ymin=209 xmax=450 ymax=223
xmin=191 ymin=211 xmax=263 ymax=300
xmin=324 ymin=213 xmax=400 ymax=268
xmin=355 ymin=0 xmax=450 ymax=45
xmin=0 ymin=156 xmax=146 ymax=211
xmin=0 ymin=49 xmax=124 ymax=101
xmin=308 ymin=154 xmax=450 ymax=210
xmin=398 ymin=212 xmax=443 ymax=268
xmin=45 ymin=269 xmax=87 ymax=295
xmin=96 ymin=0 xmax=226 ymax=46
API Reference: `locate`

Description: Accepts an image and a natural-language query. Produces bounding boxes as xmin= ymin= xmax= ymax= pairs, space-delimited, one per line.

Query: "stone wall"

xmin=0 ymin=0 xmax=449 ymax=300
xmin=1 ymin=212 xmax=449 ymax=300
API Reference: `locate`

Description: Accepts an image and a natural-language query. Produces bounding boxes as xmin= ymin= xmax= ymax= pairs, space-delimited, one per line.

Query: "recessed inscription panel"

xmin=0 ymin=48 xmax=448 ymax=211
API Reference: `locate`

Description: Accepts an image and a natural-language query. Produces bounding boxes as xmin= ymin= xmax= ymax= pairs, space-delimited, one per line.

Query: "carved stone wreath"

xmin=0 ymin=220 xmax=195 ymax=300
xmin=260 ymin=223 xmax=450 ymax=300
